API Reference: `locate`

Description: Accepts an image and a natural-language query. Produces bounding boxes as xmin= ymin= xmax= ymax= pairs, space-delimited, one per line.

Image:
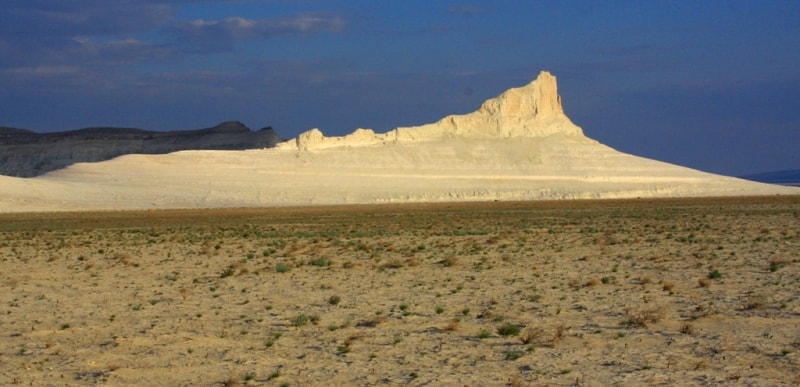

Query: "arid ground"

xmin=1 ymin=197 xmax=798 ymax=386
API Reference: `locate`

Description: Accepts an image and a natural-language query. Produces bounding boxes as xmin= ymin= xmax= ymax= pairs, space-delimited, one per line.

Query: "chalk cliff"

xmin=0 ymin=71 xmax=796 ymax=212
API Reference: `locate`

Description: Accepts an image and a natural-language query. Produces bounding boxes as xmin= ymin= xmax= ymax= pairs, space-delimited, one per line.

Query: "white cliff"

xmin=0 ymin=71 xmax=796 ymax=212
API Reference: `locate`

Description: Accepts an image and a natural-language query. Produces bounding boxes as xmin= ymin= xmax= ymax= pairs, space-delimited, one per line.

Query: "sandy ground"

xmin=1 ymin=197 xmax=798 ymax=386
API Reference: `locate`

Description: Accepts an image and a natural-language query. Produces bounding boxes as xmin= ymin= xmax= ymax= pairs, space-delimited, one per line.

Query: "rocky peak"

xmin=284 ymin=70 xmax=584 ymax=150
xmin=478 ymin=70 xmax=565 ymax=119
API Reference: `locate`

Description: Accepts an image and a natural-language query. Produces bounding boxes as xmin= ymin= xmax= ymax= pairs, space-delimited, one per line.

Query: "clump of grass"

xmin=477 ymin=330 xmax=492 ymax=339
xmin=220 ymin=266 xmax=235 ymax=278
xmin=520 ymin=324 xmax=564 ymax=347
xmin=497 ymin=323 xmax=521 ymax=337
xmin=379 ymin=259 xmax=405 ymax=270
xmin=223 ymin=376 xmax=240 ymax=387
xmin=309 ymin=257 xmax=331 ymax=267
xmin=623 ymin=306 xmax=665 ymax=328
xmin=767 ymin=255 xmax=788 ymax=272
xmin=292 ymin=314 xmax=308 ymax=327
xmin=708 ymin=269 xmax=722 ymax=280
xmin=112 ymin=252 xmax=134 ymax=266
xmin=275 ymin=262 xmax=290 ymax=273
xmin=504 ymin=350 xmax=525 ymax=360
xmin=328 ymin=295 xmax=341 ymax=305
xmin=443 ymin=319 xmax=459 ymax=332
xmin=741 ymin=294 xmax=766 ymax=310
xmin=356 ymin=313 xmax=386 ymax=327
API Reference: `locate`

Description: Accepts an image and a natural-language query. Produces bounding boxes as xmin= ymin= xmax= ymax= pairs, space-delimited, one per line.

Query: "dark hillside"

xmin=0 ymin=121 xmax=284 ymax=177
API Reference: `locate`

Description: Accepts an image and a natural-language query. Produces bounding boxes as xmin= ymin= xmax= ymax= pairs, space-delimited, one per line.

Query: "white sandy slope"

xmin=0 ymin=71 xmax=796 ymax=212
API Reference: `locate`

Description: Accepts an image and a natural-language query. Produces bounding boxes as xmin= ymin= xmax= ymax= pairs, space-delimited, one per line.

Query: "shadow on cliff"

xmin=0 ymin=121 xmax=285 ymax=177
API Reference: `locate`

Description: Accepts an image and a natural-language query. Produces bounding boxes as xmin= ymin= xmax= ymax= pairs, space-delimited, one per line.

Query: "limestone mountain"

xmin=0 ymin=71 xmax=796 ymax=212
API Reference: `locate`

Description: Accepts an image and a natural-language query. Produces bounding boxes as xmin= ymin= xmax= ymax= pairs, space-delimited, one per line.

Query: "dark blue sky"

xmin=1 ymin=1 xmax=798 ymax=176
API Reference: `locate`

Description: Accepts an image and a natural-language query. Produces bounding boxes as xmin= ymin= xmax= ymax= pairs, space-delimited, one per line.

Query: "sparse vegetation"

xmin=275 ymin=262 xmax=290 ymax=273
xmin=623 ymin=306 xmax=665 ymax=328
xmin=497 ymin=323 xmax=521 ymax=337
xmin=0 ymin=197 xmax=797 ymax=385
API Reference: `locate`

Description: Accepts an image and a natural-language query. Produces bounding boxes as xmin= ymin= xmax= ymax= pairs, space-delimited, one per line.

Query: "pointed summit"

xmin=285 ymin=71 xmax=584 ymax=150
xmin=385 ymin=70 xmax=584 ymax=141
xmin=478 ymin=71 xmax=565 ymax=119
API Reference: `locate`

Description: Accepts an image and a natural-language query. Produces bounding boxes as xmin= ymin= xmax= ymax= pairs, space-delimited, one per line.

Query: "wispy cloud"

xmin=169 ymin=13 xmax=347 ymax=52
xmin=447 ymin=5 xmax=485 ymax=15
xmin=0 ymin=1 xmax=173 ymax=37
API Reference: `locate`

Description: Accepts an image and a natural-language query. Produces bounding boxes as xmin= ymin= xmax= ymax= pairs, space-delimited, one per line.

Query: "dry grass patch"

xmin=623 ymin=305 xmax=666 ymax=328
xmin=520 ymin=324 xmax=565 ymax=347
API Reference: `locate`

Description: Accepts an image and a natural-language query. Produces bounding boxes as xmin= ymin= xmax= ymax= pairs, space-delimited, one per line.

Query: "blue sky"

xmin=0 ymin=1 xmax=798 ymax=176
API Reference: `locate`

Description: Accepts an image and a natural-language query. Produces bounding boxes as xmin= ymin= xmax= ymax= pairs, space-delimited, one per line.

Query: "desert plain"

xmin=0 ymin=196 xmax=798 ymax=386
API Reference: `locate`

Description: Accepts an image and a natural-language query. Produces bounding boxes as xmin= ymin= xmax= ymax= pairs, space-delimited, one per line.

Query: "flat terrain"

xmin=1 ymin=197 xmax=798 ymax=385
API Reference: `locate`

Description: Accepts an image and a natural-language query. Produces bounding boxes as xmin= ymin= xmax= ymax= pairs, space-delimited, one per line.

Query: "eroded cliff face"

xmin=0 ymin=121 xmax=283 ymax=177
xmin=282 ymin=71 xmax=584 ymax=151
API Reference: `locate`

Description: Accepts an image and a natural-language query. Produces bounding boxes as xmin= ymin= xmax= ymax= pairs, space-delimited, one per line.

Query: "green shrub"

xmin=292 ymin=314 xmax=308 ymax=327
xmin=275 ymin=262 xmax=290 ymax=273
xmin=497 ymin=323 xmax=521 ymax=336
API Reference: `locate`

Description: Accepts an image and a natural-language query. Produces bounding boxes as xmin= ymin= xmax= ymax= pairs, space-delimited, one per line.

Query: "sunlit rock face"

xmin=0 ymin=71 xmax=797 ymax=212
xmin=281 ymin=71 xmax=583 ymax=151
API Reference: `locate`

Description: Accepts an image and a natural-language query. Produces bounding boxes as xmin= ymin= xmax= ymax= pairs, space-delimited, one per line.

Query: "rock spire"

xmin=285 ymin=71 xmax=584 ymax=150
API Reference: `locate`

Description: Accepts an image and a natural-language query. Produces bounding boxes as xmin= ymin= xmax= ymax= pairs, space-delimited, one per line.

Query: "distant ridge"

xmin=740 ymin=169 xmax=800 ymax=186
xmin=0 ymin=121 xmax=284 ymax=177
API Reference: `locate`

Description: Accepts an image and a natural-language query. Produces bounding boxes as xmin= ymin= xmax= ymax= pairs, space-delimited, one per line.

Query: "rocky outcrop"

xmin=278 ymin=71 xmax=584 ymax=151
xmin=0 ymin=121 xmax=283 ymax=177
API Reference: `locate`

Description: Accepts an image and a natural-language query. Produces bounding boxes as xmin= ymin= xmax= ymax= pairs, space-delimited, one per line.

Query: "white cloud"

xmin=170 ymin=13 xmax=346 ymax=52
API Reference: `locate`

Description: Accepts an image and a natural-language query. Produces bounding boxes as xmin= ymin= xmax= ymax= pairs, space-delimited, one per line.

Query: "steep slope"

xmin=0 ymin=121 xmax=283 ymax=177
xmin=0 ymin=71 xmax=796 ymax=212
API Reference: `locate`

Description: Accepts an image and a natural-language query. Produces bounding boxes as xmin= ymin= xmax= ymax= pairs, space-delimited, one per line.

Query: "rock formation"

xmin=0 ymin=121 xmax=283 ymax=177
xmin=0 ymin=71 xmax=796 ymax=212
xmin=279 ymin=71 xmax=583 ymax=151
